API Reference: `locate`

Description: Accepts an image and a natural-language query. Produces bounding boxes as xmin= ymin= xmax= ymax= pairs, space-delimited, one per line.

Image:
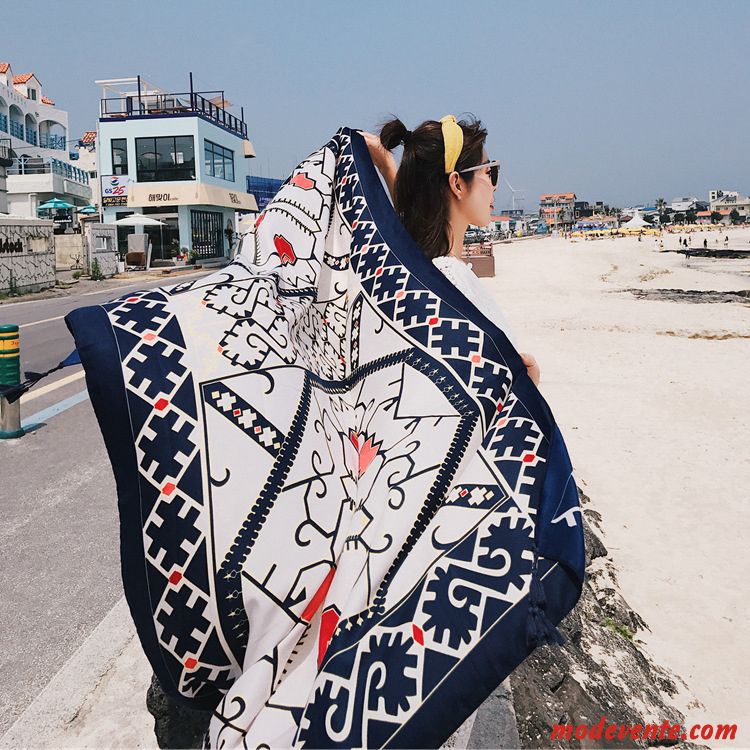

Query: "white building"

xmin=74 ymin=130 xmax=99 ymax=207
xmin=96 ymin=75 xmax=257 ymax=263
xmin=670 ymin=196 xmax=704 ymax=213
xmin=0 ymin=62 xmax=92 ymax=218
xmin=708 ymin=189 xmax=750 ymax=220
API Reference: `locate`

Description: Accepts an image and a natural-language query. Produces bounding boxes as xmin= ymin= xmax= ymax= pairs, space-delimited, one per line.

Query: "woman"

xmin=359 ymin=116 xmax=541 ymax=386
xmin=68 ymin=119 xmax=584 ymax=749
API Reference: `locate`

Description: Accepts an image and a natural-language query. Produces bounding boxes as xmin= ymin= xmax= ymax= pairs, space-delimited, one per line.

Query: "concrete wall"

xmin=54 ymin=223 xmax=118 ymax=276
xmin=0 ymin=218 xmax=55 ymax=294
xmin=84 ymin=222 xmax=117 ymax=276
xmin=54 ymin=233 xmax=85 ymax=270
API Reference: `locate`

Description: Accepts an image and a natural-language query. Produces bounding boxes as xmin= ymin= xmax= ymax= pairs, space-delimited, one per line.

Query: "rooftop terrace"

xmin=96 ymin=75 xmax=248 ymax=139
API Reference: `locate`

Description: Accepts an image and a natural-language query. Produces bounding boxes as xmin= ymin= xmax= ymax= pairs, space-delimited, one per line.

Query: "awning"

xmin=128 ymin=182 xmax=258 ymax=211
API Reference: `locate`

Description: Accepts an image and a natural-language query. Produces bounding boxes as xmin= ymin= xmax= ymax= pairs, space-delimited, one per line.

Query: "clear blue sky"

xmin=4 ymin=0 xmax=748 ymax=209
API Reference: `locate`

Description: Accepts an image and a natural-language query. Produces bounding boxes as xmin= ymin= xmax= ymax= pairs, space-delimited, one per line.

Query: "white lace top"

xmin=432 ymin=255 xmax=518 ymax=348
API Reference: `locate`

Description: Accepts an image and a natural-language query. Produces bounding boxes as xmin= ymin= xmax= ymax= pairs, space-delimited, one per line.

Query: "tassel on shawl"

xmin=0 ymin=350 xmax=80 ymax=404
xmin=526 ymin=542 xmax=565 ymax=648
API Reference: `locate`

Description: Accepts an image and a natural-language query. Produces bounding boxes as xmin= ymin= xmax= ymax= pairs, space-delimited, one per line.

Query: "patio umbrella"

xmin=113 ymin=214 xmax=165 ymax=226
xmin=37 ymin=198 xmax=75 ymax=211
xmin=114 ymin=214 xmax=166 ymax=271
xmin=78 ymin=205 xmax=98 ymax=214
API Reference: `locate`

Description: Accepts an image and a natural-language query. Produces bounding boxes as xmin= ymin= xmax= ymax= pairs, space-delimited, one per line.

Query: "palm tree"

xmin=655 ymin=197 xmax=666 ymax=213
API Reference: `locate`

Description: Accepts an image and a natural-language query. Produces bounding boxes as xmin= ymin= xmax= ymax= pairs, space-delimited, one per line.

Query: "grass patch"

xmin=603 ymin=617 xmax=635 ymax=642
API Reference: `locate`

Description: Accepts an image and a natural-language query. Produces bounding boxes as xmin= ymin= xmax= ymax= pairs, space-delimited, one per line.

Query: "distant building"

xmin=490 ymin=214 xmax=511 ymax=233
xmin=574 ymin=201 xmax=593 ymax=219
xmin=246 ymin=175 xmax=284 ymax=212
xmin=95 ymin=75 xmax=258 ymax=262
xmin=0 ymin=61 xmax=92 ymax=218
xmin=74 ymin=130 xmax=99 ymax=207
xmin=670 ymin=196 xmax=707 ymax=213
xmin=708 ymin=189 xmax=750 ymax=221
xmin=539 ymin=192 xmax=576 ymax=229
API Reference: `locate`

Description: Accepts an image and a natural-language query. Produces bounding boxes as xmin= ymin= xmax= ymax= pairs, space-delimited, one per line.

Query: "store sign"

xmin=128 ymin=182 xmax=258 ymax=211
xmin=101 ymin=175 xmax=129 ymax=207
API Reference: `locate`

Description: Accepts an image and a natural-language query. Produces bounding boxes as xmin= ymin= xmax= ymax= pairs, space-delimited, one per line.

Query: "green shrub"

xmin=90 ymin=258 xmax=104 ymax=281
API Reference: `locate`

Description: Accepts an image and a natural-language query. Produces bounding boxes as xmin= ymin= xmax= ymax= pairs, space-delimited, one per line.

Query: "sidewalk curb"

xmin=0 ymin=597 xmax=136 ymax=747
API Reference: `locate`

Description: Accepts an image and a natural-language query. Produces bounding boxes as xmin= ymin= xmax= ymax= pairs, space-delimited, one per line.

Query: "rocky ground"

xmin=510 ymin=489 xmax=708 ymax=750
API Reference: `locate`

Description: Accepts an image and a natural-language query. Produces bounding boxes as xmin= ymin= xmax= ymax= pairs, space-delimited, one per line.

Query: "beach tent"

xmin=620 ymin=210 xmax=650 ymax=229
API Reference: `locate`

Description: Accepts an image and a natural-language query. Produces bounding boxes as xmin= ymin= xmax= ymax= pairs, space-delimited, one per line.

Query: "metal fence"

xmin=7 ymin=157 xmax=89 ymax=184
xmin=100 ymin=90 xmax=247 ymax=139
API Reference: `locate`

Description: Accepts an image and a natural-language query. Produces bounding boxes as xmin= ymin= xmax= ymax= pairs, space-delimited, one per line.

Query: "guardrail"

xmin=7 ymin=157 xmax=90 ymax=184
xmin=40 ymin=133 xmax=66 ymax=150
xmin=100 ymin=90 xmax=247 ymax=138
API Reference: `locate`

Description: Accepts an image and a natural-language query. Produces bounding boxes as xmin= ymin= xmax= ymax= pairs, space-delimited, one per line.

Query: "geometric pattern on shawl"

xmin=66 ymin=128 xmax=584 ymax=749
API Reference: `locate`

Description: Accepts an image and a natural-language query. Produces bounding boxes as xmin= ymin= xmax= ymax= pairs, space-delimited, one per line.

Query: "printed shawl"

xmin=66 ymin=128 xmax=585 ymax=748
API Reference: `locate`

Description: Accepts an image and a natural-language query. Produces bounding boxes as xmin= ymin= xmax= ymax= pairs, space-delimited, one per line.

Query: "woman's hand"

xmin=519 ymin=352 xmax=541 ymax=386
xmin=358 ymin=131 xmax=397 ymax=198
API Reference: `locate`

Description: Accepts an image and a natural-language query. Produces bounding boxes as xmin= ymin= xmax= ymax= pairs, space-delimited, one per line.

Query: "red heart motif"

xmin=349 ymin=430 xmax=381 ymax=476
xmin=274 ymin=234 xmax=296 ymax=264
xmin=290 ymin=173 xmax=315 ymax=190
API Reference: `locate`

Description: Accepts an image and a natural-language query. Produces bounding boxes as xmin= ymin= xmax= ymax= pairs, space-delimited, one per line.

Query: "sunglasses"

xmin=457 ymin=160 xmax=500 ymax=187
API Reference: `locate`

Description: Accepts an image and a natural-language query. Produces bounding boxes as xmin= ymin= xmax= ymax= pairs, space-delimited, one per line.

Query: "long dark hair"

xmin=379 ymin=115 xmax=488 ymax=259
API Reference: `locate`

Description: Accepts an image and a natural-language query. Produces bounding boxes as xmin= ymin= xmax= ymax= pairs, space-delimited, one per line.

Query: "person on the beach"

xmin=360 ymin=116 xmax=540 ymax=386
xmin=724 ymin=235 xmax=729 ymax=247
xmin=704 ymin=238 xmax=708 ymax=250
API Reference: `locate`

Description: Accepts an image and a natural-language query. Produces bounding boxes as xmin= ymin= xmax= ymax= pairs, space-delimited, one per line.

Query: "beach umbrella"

xmin=78 ymin=205 xmax=98 ymax=214
xmin=37 ymin=198 xmax=75 ymax=211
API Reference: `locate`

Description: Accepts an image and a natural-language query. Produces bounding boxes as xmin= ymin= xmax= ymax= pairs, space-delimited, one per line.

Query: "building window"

xmin=204 ymin=139 xmax=235 ymax=182
xmin=135 ymin=135 xmax=195 ymax=182
xmin=29 ymin=89 xmax=37 ymax=101
xmin=111 ymin=138 xmax=128 ymax=175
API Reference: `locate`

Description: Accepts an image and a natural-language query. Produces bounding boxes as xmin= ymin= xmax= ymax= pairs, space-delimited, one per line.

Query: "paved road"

xmin=0 ymin=271 xmax=210 ymax=374
xmin=0 ymin=272 xmax=210 ymax=734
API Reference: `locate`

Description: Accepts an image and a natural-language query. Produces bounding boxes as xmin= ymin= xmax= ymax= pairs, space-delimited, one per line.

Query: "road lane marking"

xmin=22 ymin=370 xmax=85 ymax=403
xmin=19 ymin=314 xmax=66 ymax=329
xmin=21 ymin=389 xmax=89 ymax=428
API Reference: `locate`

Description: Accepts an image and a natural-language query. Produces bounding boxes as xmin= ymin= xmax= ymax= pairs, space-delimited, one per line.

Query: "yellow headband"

xmin=440 ymin=115 xmax=464 ymax=174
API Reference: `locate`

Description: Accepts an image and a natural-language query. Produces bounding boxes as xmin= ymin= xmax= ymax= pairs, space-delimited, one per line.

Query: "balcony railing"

xmin=40 ymin=133 xmax=66 ymax=150
xmin=9 ymin=121 xmax=24 ymax=139
xmin=0 ymin=138 xmax=11 ymax=163
xmin=100 ymin=90 xmax=248 ymax=139
xmin=7 ymin=156 xmax=90 ymax=185
xmin=0 ymin=114 xmax=7 ymax=133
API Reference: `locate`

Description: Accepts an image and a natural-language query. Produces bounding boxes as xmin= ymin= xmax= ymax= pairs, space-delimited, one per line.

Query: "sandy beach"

xmin=486 ymin=226 xmax=750 ymax=745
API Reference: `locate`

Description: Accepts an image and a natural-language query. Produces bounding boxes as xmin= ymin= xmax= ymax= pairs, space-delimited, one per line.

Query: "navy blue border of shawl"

xmin=383 ymin=559 xmax=578 ymax=749
xmin=349 ymin=129 xmax=552 ymax=439
xmin=65 ymin=305 xmax=219 ymax=711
